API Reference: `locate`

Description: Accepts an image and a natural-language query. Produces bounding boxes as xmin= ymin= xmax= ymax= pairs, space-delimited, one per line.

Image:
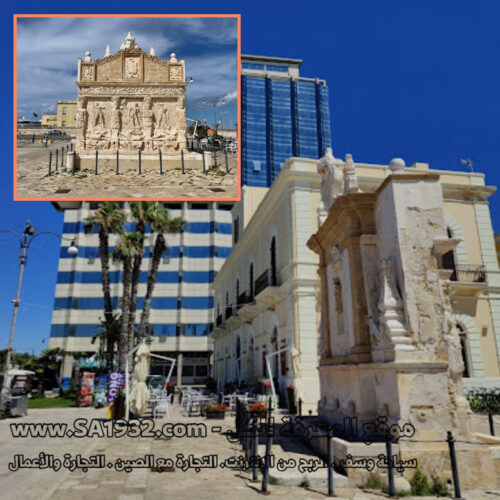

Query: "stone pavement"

xmin=1 ymin=405 xmax=499 ymax=500
xmin=16 ymin=141 xmax=238 ymax=199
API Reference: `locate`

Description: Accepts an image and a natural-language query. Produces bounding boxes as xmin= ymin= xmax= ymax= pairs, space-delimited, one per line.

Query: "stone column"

xmin=176 ymin=352 xmax=183 ymax=387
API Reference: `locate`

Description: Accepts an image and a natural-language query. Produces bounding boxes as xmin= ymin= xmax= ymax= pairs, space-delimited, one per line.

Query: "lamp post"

xmin=0 ymin=221 xmax=78 ymax=411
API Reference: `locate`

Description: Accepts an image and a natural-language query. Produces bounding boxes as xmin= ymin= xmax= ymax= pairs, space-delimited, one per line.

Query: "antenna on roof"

xmin=460 ymin=158 xmax=474 ymax=172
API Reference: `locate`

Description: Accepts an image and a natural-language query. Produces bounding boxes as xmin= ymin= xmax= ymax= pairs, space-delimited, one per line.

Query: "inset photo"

xmin=15 ymin=14 xmax=240 ymax=200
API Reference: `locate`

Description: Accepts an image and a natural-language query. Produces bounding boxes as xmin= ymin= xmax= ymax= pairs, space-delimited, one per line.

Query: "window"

xmin=252 ymin=161 xmax=262 ymax=172
xmin=190 ymin=203 xmax=209 ymax=210
xmin=234 ymin=216 xmax=240 ymax=244
xmin=217 ymin=203 xmax=233 ymax=211
xmin=164 ymin=202 xmax=182 ymax=210
xmin=62 ymin=120 xmax=66 ymax=127
xmin=62 ymin=107 xmax=66 ymax=115
xmin=270 ymin=237 xmax=277 ymax=286
xmin=457 ymin=324 xmax=470 ymax=377
xmin=242 ymin=62 xmax=265 ymax=70
xmin=266 ymin=64 xmax=288 ymax=72
xmin=196 ymin=365 xmax=208 ymax=377
xmin=182 ymin=365 xmax=194 ymax=376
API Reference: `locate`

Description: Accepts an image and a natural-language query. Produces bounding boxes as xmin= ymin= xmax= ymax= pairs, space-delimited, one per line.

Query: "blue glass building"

xmin=241 ymin=55 xmax=331 ymax=187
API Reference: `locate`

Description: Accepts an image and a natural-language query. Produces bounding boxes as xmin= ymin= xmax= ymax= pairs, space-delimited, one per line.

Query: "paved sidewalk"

xmin=1 ymin=405 xmax=498 ymax=500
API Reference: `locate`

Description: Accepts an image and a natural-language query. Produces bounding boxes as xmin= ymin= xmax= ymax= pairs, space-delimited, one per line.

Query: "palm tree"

xmin=84 ymin=203 xmax=125 ymax=372
xmin=113 ymin=231 xmax=145 ymax=371
xmin=127 ymin=202 xmax=153 ymax=351
xmin=138 ymin=204 xmax=185 ymax=340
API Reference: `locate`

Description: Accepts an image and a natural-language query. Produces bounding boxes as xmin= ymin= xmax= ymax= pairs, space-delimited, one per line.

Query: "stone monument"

xmin=307 ymin=152 xmax=500 ymax=488
xmin=73 ymin=33 xmax=195 ymax=171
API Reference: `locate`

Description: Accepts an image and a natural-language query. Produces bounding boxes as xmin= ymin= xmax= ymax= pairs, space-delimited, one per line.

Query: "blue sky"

xmin=2 ymin=0 xmax=500 ymax=355
xmin=16 ymin=16 xmax=238 ymax=128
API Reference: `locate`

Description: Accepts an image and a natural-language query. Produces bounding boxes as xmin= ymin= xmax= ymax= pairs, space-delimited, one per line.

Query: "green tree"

xmin=84 ymin=202 xmax=126 ymax=372
xmin=138 ymin=204 xmax=184 ymax=340
xmin=38 ymin=348 xmax=65 ymax=391
xmin=113 ymin=231 xmax=145 ymax=371
xmin=127 ymin=202 xmax=152 ymax=351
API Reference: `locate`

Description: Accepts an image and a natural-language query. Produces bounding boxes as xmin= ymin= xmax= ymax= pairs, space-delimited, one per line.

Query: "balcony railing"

xmin=237 ymin=291 xmax=251 ymax=307
xmin=450 ymin=264 xmax=487 ymax=283
xmin=254 ymin=270 xmax=269 ymax=296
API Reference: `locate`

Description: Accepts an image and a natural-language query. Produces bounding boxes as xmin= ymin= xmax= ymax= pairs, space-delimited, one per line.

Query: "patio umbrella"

xmin=129 ymin=342 xmax=150 ymax=416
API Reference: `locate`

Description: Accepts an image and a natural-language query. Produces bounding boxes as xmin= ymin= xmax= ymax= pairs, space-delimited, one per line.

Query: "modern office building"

xmin=48 ymin=55 xmax=333 ymax=384
xmin=241 ymin=55 xmax=331 ymax=188
xmin=50 ymin=201 xmax=233 ymax=385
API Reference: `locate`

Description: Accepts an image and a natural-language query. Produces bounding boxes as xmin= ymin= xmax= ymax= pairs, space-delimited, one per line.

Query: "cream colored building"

xmin=211 ymin=157 xmax=322 ymax=411
xmin=56 ymin=100 xmax=77 ymax=127
xmin=41 ymin=113 xmax=57 ymax=127
xmin=210 ymin=154 xmax=500 ymax=412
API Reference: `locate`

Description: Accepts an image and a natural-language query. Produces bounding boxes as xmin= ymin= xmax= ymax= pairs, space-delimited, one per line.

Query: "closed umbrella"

xmin=129 ymin=342 xmax=150 ymax=416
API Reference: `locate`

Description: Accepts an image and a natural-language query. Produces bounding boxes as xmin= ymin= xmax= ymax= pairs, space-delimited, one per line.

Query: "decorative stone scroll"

xmin=75 ymin=33 xmax=187 ymax=155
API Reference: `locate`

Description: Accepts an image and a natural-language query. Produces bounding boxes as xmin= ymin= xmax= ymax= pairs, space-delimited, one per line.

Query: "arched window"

xmin=442 ymin=227 xmax=457 ymax=281
xmin=457 ymin=324 xmax=470 ymax=377
xmin=270 ymin=237 xmax=277 ymax=286
xmin=249 ymin=263 xmax=254 ymax=301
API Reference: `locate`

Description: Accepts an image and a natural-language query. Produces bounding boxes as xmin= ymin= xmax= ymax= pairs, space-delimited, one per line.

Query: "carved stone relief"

xmin=169 ymin=66 xmax=182 ymax=80
xmin=81 ymin=66 xmax=94 ymax=81
xmin=124 ymin=56 xmax=141 ymax=79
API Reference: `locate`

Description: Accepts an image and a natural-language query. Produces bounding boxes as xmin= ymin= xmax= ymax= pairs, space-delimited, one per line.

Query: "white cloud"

xmin=16 ymin=16 xmax=237 ymax=116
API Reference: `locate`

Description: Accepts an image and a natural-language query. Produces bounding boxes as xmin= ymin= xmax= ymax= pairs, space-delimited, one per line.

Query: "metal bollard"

xmin=138 ymin=150 xmax=142 ymax=174
xmin=267 ymin=396 xmax=273 ymax=428
xmin=327 ymin=430 xmax=335 ymax=496
xmin=181 ymin=150 xmax=185 ymax=174
xmin=447 ymin=431 xmax=464 ymax=499
xmin=385 ymin=437 xmax=395 ymax=497
xmin=61 ymin=148 xmax=64 ymax=169
xmin=48 ymin=152 xmax=52 ymax=175
xmin=95 ymin=150 xmax=98 ymax=175
xmin=213 ymin=148 xmax=217 ymax=170
xmin=55 ymin=148 xmax=59 ymax=171
xmin=261 ymin=432 xmax=273 ymax=495
xmin=251 ymin=420 xmax=259 ymax=482
xmin=72 ymin=156 xmax=75 ymax=176
xmin=298 ymin=398 xmax=303 ymax=417
xmin=70 ymin=142 xmax=73 ymax=152
xmin=116 ymin=150 xmax=119 ymax=175
xmin=202 ymin=150 xmax=206 ymax=174
xmin=489 ymin=413 xmax=495 ymax=436
xmin=225 ymin=150 xmax=229 ymax=173
xmin=159 ymin=150 xmax=163 ymax=175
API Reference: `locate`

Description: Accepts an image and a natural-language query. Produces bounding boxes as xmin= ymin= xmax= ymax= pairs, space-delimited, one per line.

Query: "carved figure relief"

xmin=81 ymin=66 xmax=94 ymax=80
xmin=170 ymin=66 xmax=182 ymax=80
xmin=124 ymin=57 xmax=141 ymax=78
xmin=156 ymin=104 xmax=169 ymax=130
xmin=129 ymin=103 xmax=142 ymax=128
xmin=317 ymin=148 xmax=345 ymax=211
xmin=94 ymin=104 xmax=106 ymax=127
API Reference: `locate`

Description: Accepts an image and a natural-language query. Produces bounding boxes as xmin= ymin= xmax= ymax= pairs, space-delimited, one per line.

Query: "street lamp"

xmin=0 ymin=220 xmax=77 ymax=411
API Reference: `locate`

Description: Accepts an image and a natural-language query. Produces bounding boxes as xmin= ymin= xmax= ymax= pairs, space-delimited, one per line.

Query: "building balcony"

xmin=254 ymin=269 xmax=284 ymax=308
xmin=448 ymin=264 xmax=488 ymax=297
xmin=450 ymin=264 xmax=487 ymax=283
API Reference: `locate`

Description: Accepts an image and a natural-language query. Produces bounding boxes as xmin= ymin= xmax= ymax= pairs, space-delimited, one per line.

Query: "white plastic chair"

xmin=154 ymin=394 xmax=172 ymax=419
